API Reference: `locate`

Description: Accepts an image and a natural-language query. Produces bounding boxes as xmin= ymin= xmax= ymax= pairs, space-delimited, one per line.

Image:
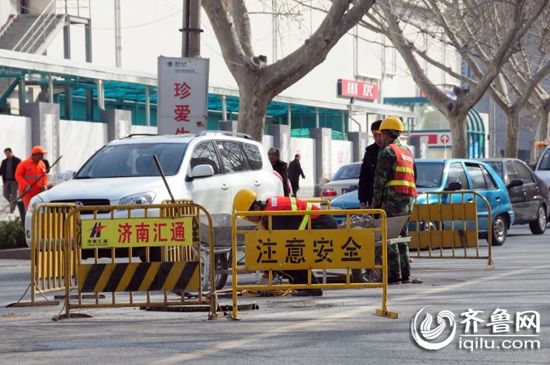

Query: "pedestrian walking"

xmin=15 ymin=145 xmax=49 ymax=210
xmin=233 ymin=189 xmax=338 ymax=296
xmin=371 ymin=117 xmax=420 ymax=284
xmin=358 ymin=120 xmax=382 ymax=208
xmin=0 ymin=148 xmax=21 ymax=213
xmin=268 ymin=147 xmax=291 ymax=196
xmin=288 ymin=154 xmax=305 ymax=197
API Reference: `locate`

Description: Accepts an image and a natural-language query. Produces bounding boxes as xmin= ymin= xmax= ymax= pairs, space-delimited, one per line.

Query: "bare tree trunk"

xmin=540 ymin=104 xmax=550 ymax=140
xmin=504 ymin=109 xmax=520 ymax=158
xmin=237 ymin=77 xmax=270 ymax=140
xmin=449 ymin=113 xmax=468 ymax=158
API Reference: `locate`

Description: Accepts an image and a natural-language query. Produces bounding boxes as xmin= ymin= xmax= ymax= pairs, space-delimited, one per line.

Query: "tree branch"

xmin=202 ymin=0 xmax=256 ymax=78
xmin=462 ymin=0 xmax=549 ymax=107
xmin=378 ymin=0 xmax=452 ymax=112
xmin=226 ymin=0 xmax=255 ymax=58
xmin=516 ymin=60 xmax=550 ymax=110
xmin=264 ymin=0 xmax=376 ymax=97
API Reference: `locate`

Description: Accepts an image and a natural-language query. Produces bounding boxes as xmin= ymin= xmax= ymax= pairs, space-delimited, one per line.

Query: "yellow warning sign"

xmin=81 ymin=217 xmax=193 ymax=248
xmin=244 ymin=229 xmax=375 ymax=270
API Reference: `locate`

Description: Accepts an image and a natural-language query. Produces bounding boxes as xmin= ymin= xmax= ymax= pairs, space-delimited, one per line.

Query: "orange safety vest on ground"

xmin=265 ymin=196 xmax=320 ymax=230
xmin=386 ymin=144 xmax=417 ymax=197
xmin=15 ymin=157 xmax=48 ymax=209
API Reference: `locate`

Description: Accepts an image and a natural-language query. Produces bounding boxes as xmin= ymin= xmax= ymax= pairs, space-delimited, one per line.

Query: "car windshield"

xmin=75 ymin=142 xmax=188 ymax=178
xmin=415 ymin=162 xmax=445 ymax=188
xmin=539 ymin=148 xmax=550 ymax=170
xmin=332 ymin=164 xmax=361 ymax=180
xmin=484 ymin=161 xmax=504 ymax=179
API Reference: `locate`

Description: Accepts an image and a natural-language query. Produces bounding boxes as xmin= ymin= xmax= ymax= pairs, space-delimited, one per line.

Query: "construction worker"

xmin=233 ymin=189 xmax=337 ymax=296
xmin=371 ymin=117 xmax=419 ymax=284
xmin=15 ymin=145 xmax=48 ymax=210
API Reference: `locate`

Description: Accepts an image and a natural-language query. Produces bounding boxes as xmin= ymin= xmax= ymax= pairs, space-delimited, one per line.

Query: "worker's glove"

xmin=24 ymin=186 xmax=31 ymax=192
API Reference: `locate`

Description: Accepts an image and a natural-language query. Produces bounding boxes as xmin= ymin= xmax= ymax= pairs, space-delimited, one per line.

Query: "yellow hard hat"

xmin=233 ymin=189 xmax=257 ymax=212
xmin=379 ymin=116 xmax=404 ymax=132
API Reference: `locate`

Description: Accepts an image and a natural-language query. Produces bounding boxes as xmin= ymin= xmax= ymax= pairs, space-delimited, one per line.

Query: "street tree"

xmin=201 ymin=0 xmax=376 ymax=141
xmin=460 ymin=3 xmax=550 ymax=157
xmin=364 ymin=0 xmax=548 ymax=157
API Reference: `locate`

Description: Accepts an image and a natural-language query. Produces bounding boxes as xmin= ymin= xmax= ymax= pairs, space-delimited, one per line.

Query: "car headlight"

xmin=119 ymin=192 xmax=156 ymax=205
xmin=28 ymin=194 xmax=45 ymax=213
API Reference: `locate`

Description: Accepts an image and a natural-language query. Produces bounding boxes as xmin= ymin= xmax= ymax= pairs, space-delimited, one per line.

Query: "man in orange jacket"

xmin=15 ymin=145 xmax=49 ymax=210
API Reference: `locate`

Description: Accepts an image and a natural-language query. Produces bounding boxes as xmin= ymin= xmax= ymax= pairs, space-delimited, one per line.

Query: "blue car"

xmin=331 ymin=159 xmax=515 ymax=245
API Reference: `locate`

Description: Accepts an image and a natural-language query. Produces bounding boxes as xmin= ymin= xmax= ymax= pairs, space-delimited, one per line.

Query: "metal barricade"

xmin=60 ymin=201 xmax=217 ymax=319
xmin=231 ymin=208 xmax=397 ymax=319
xmin=409 ymin=191 xmax=494 ymax=267
xmin=9 ymin=203 xmax=77 ymax=307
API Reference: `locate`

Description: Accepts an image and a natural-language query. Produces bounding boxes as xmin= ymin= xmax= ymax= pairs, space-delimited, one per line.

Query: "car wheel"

xmin=490 ymin=215 xmax=507 ymax=246
xmin=528 ymin=205 xmax=547 ymax=235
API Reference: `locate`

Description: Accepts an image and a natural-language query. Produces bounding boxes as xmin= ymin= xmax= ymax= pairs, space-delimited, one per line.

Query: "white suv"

xmin=25 ymin=131 xmax=284 ymax=245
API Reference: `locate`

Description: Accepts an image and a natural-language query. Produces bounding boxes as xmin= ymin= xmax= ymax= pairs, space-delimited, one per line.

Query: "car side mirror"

xmin=445 ymin=181 xmax=462 ymax=191
xmin=189 ymin=164 xmax=215 ymax=180
xmin=347 ymin=185 xmax=358 ymax=192
xmin=64 ymin=170 xmax=75 ymax=181
xmin=507 ymin=179 xmax=523 ymax=189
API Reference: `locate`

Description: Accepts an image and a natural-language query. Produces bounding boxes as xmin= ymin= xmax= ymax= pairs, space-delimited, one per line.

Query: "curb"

xmin=0 ymin=248 xmax=30 ymax=260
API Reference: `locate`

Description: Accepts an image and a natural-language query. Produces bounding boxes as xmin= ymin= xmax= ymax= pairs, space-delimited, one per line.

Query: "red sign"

xmin=337 ymin=79 xmax=379 ymax=101
xmin=409 ymin=132 xmax=453 ymax=146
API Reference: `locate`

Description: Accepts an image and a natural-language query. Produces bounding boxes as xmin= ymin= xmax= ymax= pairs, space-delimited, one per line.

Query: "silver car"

xmin=534 ymin=145 xmax=550 ymax=192
xmin=321 ymin=162 xmax=361 ymax=199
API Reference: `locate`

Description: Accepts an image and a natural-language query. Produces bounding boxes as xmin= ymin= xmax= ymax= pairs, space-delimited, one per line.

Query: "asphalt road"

xmin=0 ymin=225 xmax=548 ymax=364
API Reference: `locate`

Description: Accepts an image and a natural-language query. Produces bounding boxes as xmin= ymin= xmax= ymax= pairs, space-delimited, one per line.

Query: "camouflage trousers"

xmin=381 ymin=197 xmax=413 ymax=282
xmin=388 ymin=241 xmax=410 ymax=282
xmin=372 ymin=241 xmax=410 ymax=283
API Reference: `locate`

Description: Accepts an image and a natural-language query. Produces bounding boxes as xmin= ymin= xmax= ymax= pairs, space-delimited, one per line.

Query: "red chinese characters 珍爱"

xmin=174 ymin=105 xmax=191 ymax=122
xmin=174 ymin=82 xmax=191 ymax=99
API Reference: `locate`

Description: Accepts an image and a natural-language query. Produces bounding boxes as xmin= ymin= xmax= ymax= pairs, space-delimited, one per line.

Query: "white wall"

xmin=330 ymin=140 xmax=353 ymax=177
xmin=28 ymin=0 xmax=51 ymax=16
xmin=0 ymin=1 xmax=18 ymax=26
xmin=289 ymin=137 xmax=316 ymax=197
xmin=0 ymin=113 xmax=357 ymax=208
xmin=59 ymin=119 xmax=107 ymax=172
xmin=0 ymin=114 xmax=32 ymax=158
xmin=0 ymin=115 xmax=30 ymax=216
xmin=261 ymin=135 xmax=274 ymax=152
xmin=131 ymin=125 xmax=157 ymax=135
